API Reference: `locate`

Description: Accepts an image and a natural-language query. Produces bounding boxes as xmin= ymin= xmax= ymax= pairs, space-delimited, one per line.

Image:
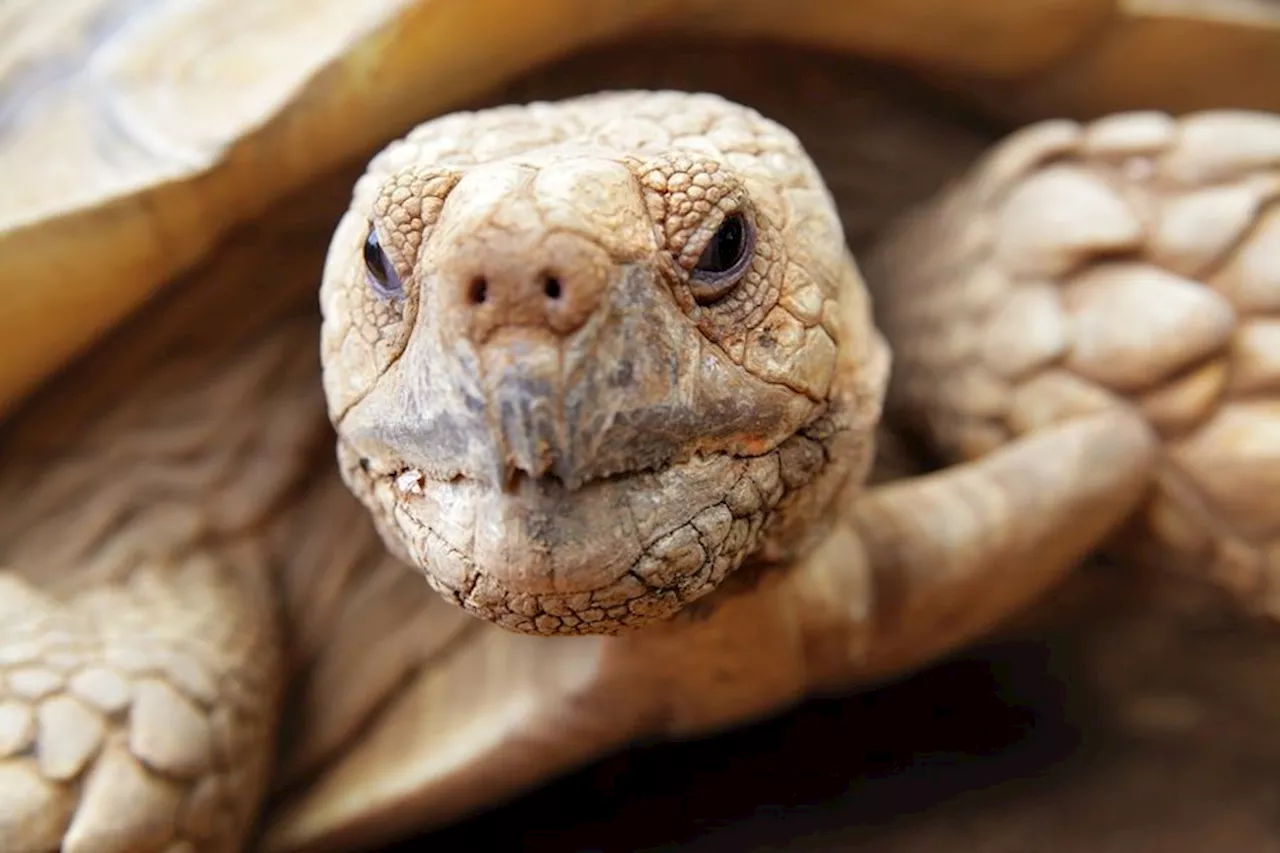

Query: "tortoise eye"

xmin=689 ymin=213 xmax=753 ymax=304
xmin=363 ymin=227 xmax=404 ymax=299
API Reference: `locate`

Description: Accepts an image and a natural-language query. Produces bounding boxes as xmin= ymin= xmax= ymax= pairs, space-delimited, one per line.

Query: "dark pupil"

xmin=696 ymin=214 xmax=746 ymax=273
xmin=363 ymin=230 xmax=391 ymax=285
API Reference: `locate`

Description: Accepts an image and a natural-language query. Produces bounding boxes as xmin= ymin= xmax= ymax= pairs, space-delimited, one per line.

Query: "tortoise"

xmin=0 ymin=1 xmax=1278 ymax=851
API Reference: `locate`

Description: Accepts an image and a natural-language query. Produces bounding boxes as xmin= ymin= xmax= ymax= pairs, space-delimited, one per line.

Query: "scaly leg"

xmin=863 ymin=110 xmax=1280 ymax=615
xmin=0 ymin=332 xmax=316 ymax=852
xmin=797 ymin=407 xmax=1159 ymax=688
xmin=0 ymin=174 xmax=356 ymax=852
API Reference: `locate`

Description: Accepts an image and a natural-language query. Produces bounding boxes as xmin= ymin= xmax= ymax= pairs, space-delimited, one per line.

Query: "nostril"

xmin=543 ymin=274 xmax=562 ymax=301
xmin=469 ymin=277 xmax=488 ymax=305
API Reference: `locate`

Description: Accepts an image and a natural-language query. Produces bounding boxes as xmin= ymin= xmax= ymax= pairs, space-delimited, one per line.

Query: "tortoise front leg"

xmin=863 ymin=109 xmax=1280 ymax=614
xmin=0 ymin=165 xmax=360 ymax=850
xmin=795 ymin=406 xmax=1158 ymax=690
xmin=0 ymin=544 xmax=282 ymax=853
xmin=0 ymin=319 xmax=330 ymax=852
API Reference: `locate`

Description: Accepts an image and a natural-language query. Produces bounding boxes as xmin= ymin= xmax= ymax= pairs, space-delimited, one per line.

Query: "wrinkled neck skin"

xmin=320 ymin=93 xmax=889 ymax=636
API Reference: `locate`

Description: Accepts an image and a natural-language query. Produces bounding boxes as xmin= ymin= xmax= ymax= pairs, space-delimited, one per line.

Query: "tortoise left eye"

xmin=689 ymin=213 xmax=753 ymax=304
xmin=363 ymin=227 xmax=404 ymax=299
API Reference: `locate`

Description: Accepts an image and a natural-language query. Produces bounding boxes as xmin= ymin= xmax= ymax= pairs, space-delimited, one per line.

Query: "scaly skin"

xmin=320 ymin=91 xmax=885 ymax=634
xmin=866 ymin=110 xmax=1280 ymax=615
xmin=0 ymin=92 xmax=1163 ymax=853
xmin=0 ymin=188 xmax=334 ymax=850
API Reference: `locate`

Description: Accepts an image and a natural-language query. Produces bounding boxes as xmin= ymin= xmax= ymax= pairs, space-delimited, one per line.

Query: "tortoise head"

xmin=319 ymin=92 xmax=887 ymax=635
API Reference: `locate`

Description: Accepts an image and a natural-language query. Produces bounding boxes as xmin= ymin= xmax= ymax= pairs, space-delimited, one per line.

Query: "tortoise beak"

xmin=474 ymin=329 xmax=577 ymax=491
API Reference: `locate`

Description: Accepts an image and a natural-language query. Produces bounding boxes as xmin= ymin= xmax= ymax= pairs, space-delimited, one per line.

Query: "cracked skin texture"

xmin=322 ymin=92 xmax=879 ymax=635
xmin=2 ymin=76 xmax=1228 ymax=853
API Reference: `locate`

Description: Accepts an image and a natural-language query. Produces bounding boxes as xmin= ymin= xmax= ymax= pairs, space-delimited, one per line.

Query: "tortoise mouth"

xmin=347 ymin=438 xmax=827 ymax=635
xmin=497 ymin=463 xmax=643 ymax=495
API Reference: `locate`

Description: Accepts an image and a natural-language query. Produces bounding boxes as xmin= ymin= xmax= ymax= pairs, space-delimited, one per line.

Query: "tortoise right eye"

xmin=363 ymin=227 xmax=404 ymax=299
xmin=689 ymin=213 xmax=753 ymax=304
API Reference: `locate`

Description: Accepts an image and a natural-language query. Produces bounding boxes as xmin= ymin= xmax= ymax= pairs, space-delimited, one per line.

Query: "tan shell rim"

xmin=1 ymin=0 xmax=1277 ymax=415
